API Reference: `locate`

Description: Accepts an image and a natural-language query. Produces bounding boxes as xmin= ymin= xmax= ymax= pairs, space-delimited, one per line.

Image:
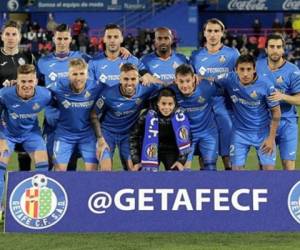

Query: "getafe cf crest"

xmin=198 ymin=96 xmax=206 ymax=103
xmin=18 ymin=57 xmax=26 ymax=65
xmin=219 ymin=55 xmax=226 ymax=63
xmin=32 ymin=103 xmax=40 ymax=111
xmin=250 ymin=91 xmax=257 ymax=98
xmin=9 ymin=174 xmax=68 ymax=229
xmin=276 ymin=76 xmax=284 ymax=84
xmin=288 ymin=181 xmax=300 ymax=224
xmin=146 ymin=144 xmax=158 ymax=160
xmin=178 ymin=126 xmax=189 ymax=140
xmin=172 ymin=61 xmax=179 ymax=69
xmin=84 ymin=91 xmax=91 ymax=99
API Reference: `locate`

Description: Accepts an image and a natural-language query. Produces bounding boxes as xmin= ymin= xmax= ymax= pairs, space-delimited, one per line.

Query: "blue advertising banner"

xmin=3 ymin=0 xmax=150 ymax=12
xmin=5 ymin=172 xmax=300 ymax=232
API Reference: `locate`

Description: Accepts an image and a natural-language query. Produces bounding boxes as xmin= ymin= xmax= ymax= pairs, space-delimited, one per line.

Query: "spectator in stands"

xmin=46 ymin=13 xmax=57 ymax=33
xmin=272 ymin=18 xmax=283 ymax=33
xmin=252 ymin=18 xmax=261 ymax=37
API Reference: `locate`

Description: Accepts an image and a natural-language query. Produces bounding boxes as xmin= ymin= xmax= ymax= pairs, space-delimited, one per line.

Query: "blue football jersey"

xmin=0 ymin=86 xmax=52 ymax=138
xmin=88 ymin=52 xmax=144 ymax=86
xmin=215 ymin=72 xmax=279 ymax=131
xmin=37 ymin=51 xmax=91 ymax=86
xmin=49 ymin=78 xmax=102 ymax=143
xmin=256 ymin=58 xmax=300 ymax=120
xmin=38 ymin=51 xmax=91 ymax=131
xmin=169 ymin=82 xmax=218 ymax=139
xmin=190 ymin=46 xmax=240 ymax=109
xmin=95 ymin=84 xmax=161 ymax=134
xmin=141 ymin=52 xmax=188 ymax=84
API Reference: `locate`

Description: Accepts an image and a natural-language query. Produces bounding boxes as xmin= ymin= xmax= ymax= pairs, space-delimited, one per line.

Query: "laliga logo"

xmin=288 ymin=181 xmax=300 ymax=224
xmin=10 ymin=174 xmax=68 ymax=229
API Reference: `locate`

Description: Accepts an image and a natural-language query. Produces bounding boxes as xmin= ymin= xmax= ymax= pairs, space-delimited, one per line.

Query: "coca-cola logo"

xmin=228 ymin=0 xmax=268 ymax=10
xmin=283 ymin=0 xmax=300 ymax=10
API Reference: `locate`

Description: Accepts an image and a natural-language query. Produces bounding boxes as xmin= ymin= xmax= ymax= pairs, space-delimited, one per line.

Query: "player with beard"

xmin=0 ymin=20 xmax=35 ymax=171
xmin=91 ymin=63 xmax=162 ymax=171
xmin=141 ymin=27 xmax=188 ymax=84
xmin=38 ymin=24 xmax=91 ymax=171
xmin=256 ymin=34 xmax=300 ymax=170
xmin=89 ymin=24 xmax=157 ymax=87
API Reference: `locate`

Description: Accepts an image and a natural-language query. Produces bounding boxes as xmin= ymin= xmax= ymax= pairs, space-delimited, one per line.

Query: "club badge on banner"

xmin=5 ymin=172 xmax=300 ymax=232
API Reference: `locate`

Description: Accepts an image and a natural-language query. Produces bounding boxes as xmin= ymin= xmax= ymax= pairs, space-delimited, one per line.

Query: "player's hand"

xmin=130 ymin=163 xmax=141 ymax=171
xmin=268 ymin=90 xmax=285 ymax=102
xmin=0 ymin=139 xmax=9 ymax=158
xmin=260 ymin=136 xmax=275 ymax=155
xmin=171 ymin=161 xmax=185 ymax=171
xmin=120 ymin=47 xmax=131 ymax=59
xmin=2 ymin=79 xmax=17 ymax=87
xmin=96 ymin=137 xmax=110 ymax=160
xmin=140 ymin=73 xmax=163 ymax=86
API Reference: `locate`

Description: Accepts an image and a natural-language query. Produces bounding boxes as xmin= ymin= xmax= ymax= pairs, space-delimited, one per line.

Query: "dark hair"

xmin=266 ymin=33 xmax=285 ymax=47
xmin=55 ymin=24 xmax=70 ymax=33
xmin=200 ymin=18 xmax=225 ymax=46
xmin=2 ymin=20 xmax=21 ymax=33
xmin=203 ymin=18 xmax=225 ymax=32
xmin=157 ymin=88 xmax=176 ymax=103
xmin=235 ymin=54 xmax=256 ymax=68
xmin=120 ymin=63 xmax=138 ymax=73
xmin=175 ymin=64 xmax=194 ymax=77
xmin=154 ymin=27 xmax=173 ymax=37
xmin=104 ymin=23 xmax=123 ymax=34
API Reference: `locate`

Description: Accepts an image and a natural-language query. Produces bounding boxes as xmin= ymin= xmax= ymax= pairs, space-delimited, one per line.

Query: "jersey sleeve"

xmin=214 ymin=72 xmax=231 ymax=88
xmin=289 ymin=69 xmax=300 ymax=94
xmin=266 ymin=81 xmax=280 ymax=108
xmin=88 ymin=60 xmax=97 ymax=81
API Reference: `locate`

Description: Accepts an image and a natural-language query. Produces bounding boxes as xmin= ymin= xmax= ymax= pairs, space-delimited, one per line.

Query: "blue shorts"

xmin=276 ymin=118 xmax=298 ymax=161
xmin=230 ymin=129 xmax=276 ymax=167
xmin=43 ymin=130 xmax=55 ymax=160
xmin=53 ymin=139 xmax=97 ymax=165
xmin=5 ymin=131 xmax=47 ymax=157
xmin=187 ymin=128 xmax=218 ymax=170
xmin=100 ymin=129 xmax=131 ymax=162
xmin=213 ymin=96 xmax=233 ymax=157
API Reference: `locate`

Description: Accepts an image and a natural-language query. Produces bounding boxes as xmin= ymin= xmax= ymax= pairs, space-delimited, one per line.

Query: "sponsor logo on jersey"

xmin=18 ymin=57 xmax=26 ymax=65
xmin=276 ymin=76 xmax=284 ymax=84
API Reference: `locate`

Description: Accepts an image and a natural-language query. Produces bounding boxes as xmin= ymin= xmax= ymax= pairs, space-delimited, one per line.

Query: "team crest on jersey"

xmin=84 ymin=91 xmax=91 ymax=99
xmin=276 ymin=76 xmax=284 ymax=84
xmin=178 ymin=126 xmax=189 ymax=140
xmin=172 ymin=61 xmax=179 ymax=69
xmin=146 ymin=144 xmax=158 ymax=160
xmin=9 ymin=174 xmax=68 ymax=229
xmin=250 ymin=91 xmax=257 ymax=98
xmin=18 ymin=57 xmax=26 ymax=65
xmin=135 ymin=98 xmax=142 ymax=105
xmin=198 ymin=96 xmax=206 ymax=103
xmin=32 ymin=103 xmax=40 ymax=111
xmin=62 ymin=100 xmax=71 ymax=109
xmin=288 ymin=180 xmax=300 ymax=224
xmin=219 ymin=55 xmax=226 ymax=63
